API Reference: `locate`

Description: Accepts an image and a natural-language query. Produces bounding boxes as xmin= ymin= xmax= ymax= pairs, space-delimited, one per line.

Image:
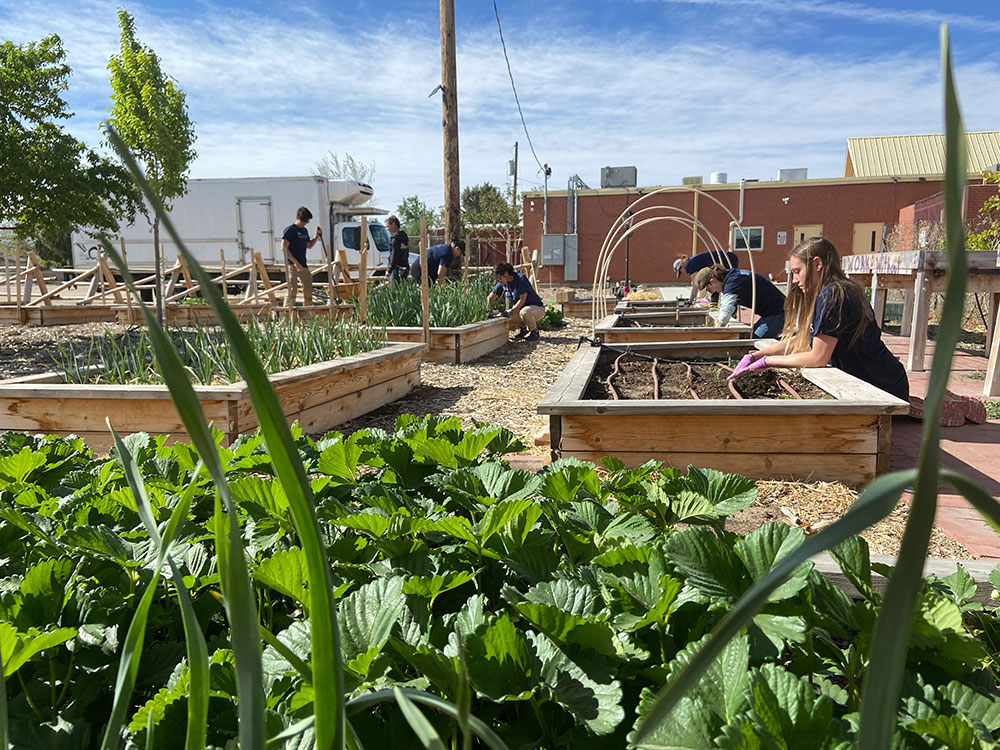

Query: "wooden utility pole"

xmin=360 ymin=217 xmax=368 ymax=324
xmin=440 ymin=0 xmax=460 ymax=243
xmin=420 ymin=218 xmax=430 ymax=346
xmin=511 ymin=140 xmax=518 ymax=223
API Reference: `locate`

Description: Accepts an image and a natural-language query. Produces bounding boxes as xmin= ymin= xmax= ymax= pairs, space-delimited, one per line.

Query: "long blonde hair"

xmin=781 ymin=237 xmax=872 ymax=353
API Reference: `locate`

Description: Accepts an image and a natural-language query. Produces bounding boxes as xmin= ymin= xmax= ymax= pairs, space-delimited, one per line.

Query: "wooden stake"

xmin=220 ymin=248 xmax=227 ymax=301
xmin=421 ymin=218 xmax=430 ymax=346
xmin=5 ymin=250 xmax=10 ymax=304
xmin=360 ymin=216 xmax=368 ymax=324
xmin=324 ymin=237 xmax=335 ymax=316
xmin=15 ymin=238 xmax=22 ymax=322
xmin=463 ymin=231 xmax=470 ymax=281
xmin=255 ymin=252 xmax=277 ymax=304
xmin=98 ymin=251 xmax=125 ymax=304
xmin=985 ymin=296 xmax=1000 ymax=398
xmin=440 ymin=0 xmax=461 ymax=241
xmin=121 ymin=238 xmax=133 ymax=325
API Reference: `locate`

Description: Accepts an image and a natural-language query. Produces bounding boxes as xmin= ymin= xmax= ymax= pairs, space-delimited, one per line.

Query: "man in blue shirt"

xmin=282 ymin=206 xmax=322 ymax=308
xmin=410 ymin=239 xmax=465 ymax=284
xmin=488 ymin=262 xmax=545 ymax=341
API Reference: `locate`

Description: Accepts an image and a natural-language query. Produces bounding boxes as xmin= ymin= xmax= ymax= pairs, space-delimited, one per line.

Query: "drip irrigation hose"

xmin=718 ymin=364 xmax=745 ymax=400
xmin=778 ymin=380 xmax=804 ymax=399
xmin=606 ymin=350 xmax=628 ymax=400
xmin=684 ymin=362 xmax=700 ymax=400
xmin=652 ymin=358 xmax=660 ymax=400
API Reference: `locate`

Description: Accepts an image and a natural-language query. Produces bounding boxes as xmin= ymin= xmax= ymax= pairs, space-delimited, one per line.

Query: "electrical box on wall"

xmin=541 ymin=234 xmax=564 ymax=265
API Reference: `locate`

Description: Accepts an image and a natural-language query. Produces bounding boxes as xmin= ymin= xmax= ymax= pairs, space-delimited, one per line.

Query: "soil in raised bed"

xmin=586 ymin=355 xmax=832 ymax=400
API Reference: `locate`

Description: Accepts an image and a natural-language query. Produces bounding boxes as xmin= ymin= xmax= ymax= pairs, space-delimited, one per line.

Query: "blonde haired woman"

xmin=729 ymin=237 xmax=908 ymax=401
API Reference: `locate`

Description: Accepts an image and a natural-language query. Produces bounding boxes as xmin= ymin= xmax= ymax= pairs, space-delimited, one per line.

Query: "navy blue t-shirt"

xmin=282 ymin=224 xmax=310 ymax=266
xmin=491 ymin=272 xmax=543 ymax=309
xmin=723 ymin=269 xmax=785 ymax=317
xmin=685 ymin=250 xmax=739 ymax=275
xmin=411 ymin=243 xmax=455 ymax=281
xmin=810 ymin=282 xmax=908 ymax=400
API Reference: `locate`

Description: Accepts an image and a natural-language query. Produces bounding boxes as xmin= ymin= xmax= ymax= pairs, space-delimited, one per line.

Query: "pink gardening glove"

xmin=727 ymin=354 xmax=755 ymax=379
xmin=728 ymin=356 xmax=768 ymax=381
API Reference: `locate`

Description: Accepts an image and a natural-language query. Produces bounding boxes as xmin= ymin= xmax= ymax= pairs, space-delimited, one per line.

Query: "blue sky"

xmin=3 ymin=0 xmax=999 ymax=213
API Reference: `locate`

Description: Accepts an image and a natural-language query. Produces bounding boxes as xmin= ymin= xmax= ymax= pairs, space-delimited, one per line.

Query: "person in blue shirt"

xmin=410 ymin=239 xmax=465 ymax=284
xmin=694 ymin=264 xmax=786 ymax=338
xmin=281 ymin=206 xmax=322 ymax=308
xmin=673 ymin=250 xmax=739 ymax=302
xmin=729 ymin=237 xmax=908 ymax=402
xmin=488 ymin=262 xmax=545 ymax=341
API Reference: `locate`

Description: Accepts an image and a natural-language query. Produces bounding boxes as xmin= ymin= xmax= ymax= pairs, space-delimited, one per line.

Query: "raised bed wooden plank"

xmin=560 ymin=298 xmax=617 ymax=318
xmin=560 ymin=449 xmax=877 ymax=484
xmin=458 ymin=330 xmax=509 ymax=363
xmin=0 ymin=305 xmax=119 ymax=326
xmin=558 ymin=413 xmax=879 ymax=454
xmin=596 ymin=325 xmax=750 ymax=344
xmin=0 ymin=397 xmax=232 ymax=435
xmin=385 ymin=318 xmax=508 ymax=364
xmin=291 ymin=369 xmax=419 ymax=433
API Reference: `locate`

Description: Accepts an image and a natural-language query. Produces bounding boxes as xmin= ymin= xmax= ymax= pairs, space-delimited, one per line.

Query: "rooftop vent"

xmin=777 ymin=168 xmax=808 ymax=181
xmin=601 ymin=166 xmax=637 ymax=188
xmin=709 ymin=171 xmax=728 ymax=184
xmin=682 ymin=175 xmax=703 ymax=185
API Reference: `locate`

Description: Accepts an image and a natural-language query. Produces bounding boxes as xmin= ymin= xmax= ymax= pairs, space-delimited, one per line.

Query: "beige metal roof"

xmin=844 ymin=131 xmax=1000 ymax=177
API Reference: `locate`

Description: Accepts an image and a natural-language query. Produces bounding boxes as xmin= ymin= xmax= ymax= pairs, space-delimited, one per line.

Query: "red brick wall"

xmin=524 ymin=178 xmax=951 ymax=284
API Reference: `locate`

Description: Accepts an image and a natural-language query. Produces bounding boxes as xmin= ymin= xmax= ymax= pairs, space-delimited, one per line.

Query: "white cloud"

xmin=3 ymin=0 xmax=999 ymax=212
xmin=637 ymin=0 xmax=1000 ymax=34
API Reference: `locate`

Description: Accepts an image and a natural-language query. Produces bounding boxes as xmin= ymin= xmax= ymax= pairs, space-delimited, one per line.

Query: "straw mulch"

xmin=732 ymin=480 xmax=972 ymax=559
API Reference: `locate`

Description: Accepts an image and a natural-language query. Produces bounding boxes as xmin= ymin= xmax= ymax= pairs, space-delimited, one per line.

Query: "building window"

xmin=732 ymin=226 xmax=763 ymax=251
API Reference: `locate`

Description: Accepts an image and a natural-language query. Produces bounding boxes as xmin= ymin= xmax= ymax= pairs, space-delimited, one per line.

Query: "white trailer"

xmin=71 ymin=176 xmax=392 ymax=270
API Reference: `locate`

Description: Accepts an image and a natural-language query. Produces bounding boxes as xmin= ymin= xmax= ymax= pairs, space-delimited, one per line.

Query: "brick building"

xmin=522 ymin=132 xmax=1000 ymax=285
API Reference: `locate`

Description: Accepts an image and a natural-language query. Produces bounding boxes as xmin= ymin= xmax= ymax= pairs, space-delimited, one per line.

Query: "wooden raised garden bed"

xmin=0 ymin=305 xmax=118 ymax=326
xmin=613 ymin=298 xmax=683 ymax=314
xmin=383 ymin=317 xmax=509 ymax=364
xmin=560 ymin=297 xmax=619 ymax=319
xmin=0 ymin=342 xmax=423 ymax=451
xmin=538 ymin=340 xmax=909 ymax=483
xmin=595 ymin=313 xmax=751 ymax=343
xmin=114 ymin=303 xmax=274 ymax=326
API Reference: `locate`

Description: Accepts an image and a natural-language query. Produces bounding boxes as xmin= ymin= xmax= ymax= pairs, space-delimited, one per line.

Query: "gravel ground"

xmin=0 ymin=315 xmax=975 ymax=559
xmin=0 ymin=322 xmax=126 ymax=379
xmin=336 ymin=316 xmax=594 ymax=449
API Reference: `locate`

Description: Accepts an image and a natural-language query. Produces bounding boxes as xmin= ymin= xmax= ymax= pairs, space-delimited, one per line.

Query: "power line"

xmin=493 ymin=1 xmax=545 ymax=174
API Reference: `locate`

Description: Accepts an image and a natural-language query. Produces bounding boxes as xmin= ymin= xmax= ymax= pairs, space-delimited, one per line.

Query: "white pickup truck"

xmin=70 ymin=176 xmax=392 ymax=270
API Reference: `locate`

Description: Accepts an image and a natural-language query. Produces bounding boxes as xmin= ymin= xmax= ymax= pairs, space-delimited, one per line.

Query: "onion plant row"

xmin=360 ymin=272 xmax=503 ymax=327
xmin=52 ymin=317 xmax=386 ymax=385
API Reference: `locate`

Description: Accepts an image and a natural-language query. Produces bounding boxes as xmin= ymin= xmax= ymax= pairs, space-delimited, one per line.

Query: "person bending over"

xmin=673 ymin=250 xmax=739 ymax=302
xmin=410 ymin=238 xmax=465 ymax=284
xmin=488 ymin=262 xmax=544 ymax=342
xmin=694 ymin=264 xmax=785 ymax=339
xmin=729 ymin=236 xmax=908 ymax=401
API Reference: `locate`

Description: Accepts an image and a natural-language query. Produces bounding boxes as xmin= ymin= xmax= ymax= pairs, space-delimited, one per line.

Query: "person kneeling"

xmin=488 ymin=262 xmax=544 ymax=341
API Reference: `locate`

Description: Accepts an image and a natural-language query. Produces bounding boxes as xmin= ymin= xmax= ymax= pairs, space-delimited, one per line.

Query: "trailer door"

xmin=237 ymin=197 xmax=275 ymax=262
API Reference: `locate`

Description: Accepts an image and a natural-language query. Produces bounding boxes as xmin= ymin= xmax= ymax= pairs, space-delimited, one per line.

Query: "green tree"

xmin=395 ymin=195 xmax=441 ymax=240
xmin=967 ymin=171 xmax=1000 ymax=252
xmin=461 ymin=181 xmax=519 ymax=229
xmin=106 ymin=10 xmax=196 ymax=322
xmin=313 ymin=151 xmax=375 ymax=204
xmin=0 ymin=34 xmax=139 ymax=264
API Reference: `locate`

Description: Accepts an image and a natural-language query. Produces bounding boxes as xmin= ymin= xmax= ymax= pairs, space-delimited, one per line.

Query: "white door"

xmin=237 ymin=198 xmax=274 ymax=262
